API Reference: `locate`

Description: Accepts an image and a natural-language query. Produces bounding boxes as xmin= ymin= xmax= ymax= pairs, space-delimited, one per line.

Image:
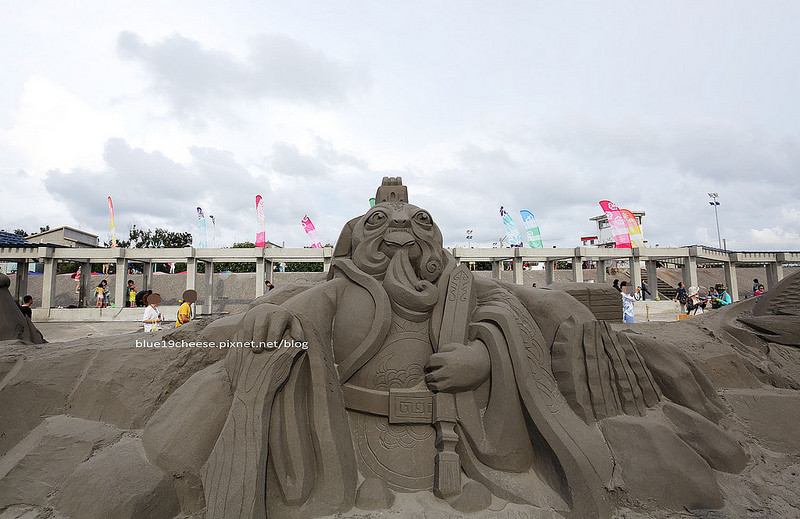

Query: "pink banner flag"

xmin=255 ymin=195 xmax=266 ymax=247
xmin=301 ymin=215 xmax=322 ymax=248
xmin=599 ymin=200 xmax=632 ymax=248
xmin=620 ymin=209 xmax=644 ymax=248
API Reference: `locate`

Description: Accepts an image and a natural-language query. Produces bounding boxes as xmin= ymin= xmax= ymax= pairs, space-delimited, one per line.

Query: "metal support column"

xmin=512 ymin=254 xmax=524 ymax=285
xmin=185 ymin=251 xmax=197 ymax=291
xmin=80 ymin=261 xmax=92 ymax=307
xmin=765 ymin=262 xmax=783 ymax=291
xmin=682 ymin=249 xmax=699 ymax=288
xmin=491 ymin=261 xmax=501 ymax=280
xmin=645 ymin=260 xmax=659 ymax=300
xmin=572 ymin=249 xmax=584 ymax=282
xmin=265 ymin=260 xmax=273 ymax=283
xmin=545 ymin=260 xmax=555 ymax=286
xmin=114 ymin=258 xmax=127 ymax=307
xmin=630 ymin=251 xmax=642 ymax=291
xmin=255 ymin=259 xmax=265 ymax=297
xmin=141 ymin=262 xmax=151 ymax=292
xmin=724 ymin=260 xmax=739 ymax=301
xmin=204 ymin=261 xmax=214 ymax=314
xmin=14 ymin=261 xmax=29 ymax=304
xmin=41 ymin=256 xmax=57 ymax=310
xmin=596 ymin=259 xmax=607 ymax=285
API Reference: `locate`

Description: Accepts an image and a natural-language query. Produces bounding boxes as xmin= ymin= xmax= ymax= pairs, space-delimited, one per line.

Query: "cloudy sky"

xmin=2 ymin=1 xmax=799 ymax=251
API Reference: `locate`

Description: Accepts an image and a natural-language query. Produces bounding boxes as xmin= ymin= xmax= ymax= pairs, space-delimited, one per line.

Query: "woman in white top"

xmin=619 ymin=281 xmax=641 ymax=323
xmin=142 ymin=293 xmax=163 ymax=332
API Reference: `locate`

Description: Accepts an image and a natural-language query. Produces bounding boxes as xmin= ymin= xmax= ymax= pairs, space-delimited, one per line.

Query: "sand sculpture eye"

xmin=366 ymin=209 xmax=388 ymax=229
xmin=413 ymin=210 xmax=432 ymax=227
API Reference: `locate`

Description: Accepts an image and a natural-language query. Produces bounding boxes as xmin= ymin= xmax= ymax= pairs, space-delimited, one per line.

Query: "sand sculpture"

xmin=1 ymin=178 xmax=799 ymax=518
xmin=0 ymin=273 xmax=44 ymax=344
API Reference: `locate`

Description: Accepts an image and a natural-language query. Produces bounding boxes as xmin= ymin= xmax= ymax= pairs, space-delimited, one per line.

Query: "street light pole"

xmin=466 ymin=229 xmax=473 ymax=248
xmin=708 ymin=193 xmax=722 ymax=250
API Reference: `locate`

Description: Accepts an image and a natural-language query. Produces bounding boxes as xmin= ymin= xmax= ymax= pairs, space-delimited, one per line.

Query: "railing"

xmin=3 ymin=244 xmax=796 ymax=313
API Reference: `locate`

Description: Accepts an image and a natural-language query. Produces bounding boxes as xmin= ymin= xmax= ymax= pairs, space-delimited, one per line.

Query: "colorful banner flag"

xmin=599 ymin=200 xmax=632 ymax=248
xmin=519 ymin=210 xmax=543 ymax=248
xmin=107 ymin=196 xmax=117 ymax=248
xmin=499 ymin=206 xmax=523 ymax=247
xmin=196 ymin=207 xmax=207 ymax=248
xmin=620 ymin=209 xmax=644 ymax=248
xmin=255 ymin=195 xmax=266 ymax=248
xmin=301 ymin=215 xmax=322 ymax=248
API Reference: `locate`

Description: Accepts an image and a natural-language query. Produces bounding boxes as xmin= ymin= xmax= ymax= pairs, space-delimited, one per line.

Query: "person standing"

xmin=71 ymin=267 xmax=81 ymax=294
xmin=674 ymin=282 xmax=687 ymax=314
xmin=127 ymin=280 xmax=136 ymax=308
xmin=175 ymin=290 xmax=197 ymax=328
xmin=612 ymin=279 xmax=621 ymax=292
xmin=752 ymin=278 xmax=760 ymax=296
xmin=641 ymin=281 xmax=652 ymax=301
xmin=18 ymin=295 xmax=33 ymax=319
xmin=620 ymin=281 xmax=641 ymax=323
xmin=95 ymin=280 xmax=109 ymax=308
xmin=142 ymin=293 xmax=162 ymax=332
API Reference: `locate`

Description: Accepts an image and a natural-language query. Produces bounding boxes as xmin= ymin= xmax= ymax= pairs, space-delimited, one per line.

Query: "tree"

xmin=102 ymin=226 xmax=193 ymax=274
xmin=108 ymin=226 xmax=193 ymax=249
xmin=283 ymin=262 xmax=324 ymax=272
xmin=39 ymin=225 xmax=50 ymax=233
xmin=215 ymin=242 xmax=257 ymax=273
xmin=280 ymin=244 xmax=331 ymax=273
xmin=13 ymin=229 xmax=26 ymax=236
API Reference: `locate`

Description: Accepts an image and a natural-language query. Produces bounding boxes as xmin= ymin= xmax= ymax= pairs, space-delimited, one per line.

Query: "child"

xmin=142 ymin=293 xmax=162 ymax=332
xmin=94 ymin=280 xmax=109 ymax=308
xmin=127 ymin=280 xmax=136 ymax=308
xmin=175 ymin=289 xmax=197 ymax=328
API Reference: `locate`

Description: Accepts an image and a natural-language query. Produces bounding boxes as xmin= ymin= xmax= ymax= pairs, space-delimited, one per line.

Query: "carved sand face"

xmin=350 ymin=202 xmax=445 ymax=283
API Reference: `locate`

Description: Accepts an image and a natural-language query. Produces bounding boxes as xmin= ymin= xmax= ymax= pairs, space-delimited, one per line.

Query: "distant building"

xmin=580 ymin=235 xmax=599 ymax=246
xmin=0 ymin=231 xmax=31 ymax=273
xmin=25 ymin=226 xmax=99 ymax=248
xmin=588 ymin=211 xmax=645 ymax=248
xmin=0 ymin=231 xmax=30 ymax=247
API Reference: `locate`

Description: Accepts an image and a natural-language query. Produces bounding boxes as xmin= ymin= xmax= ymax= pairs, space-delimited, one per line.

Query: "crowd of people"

xmin=612 ymin=276 xmax=761 ymax=323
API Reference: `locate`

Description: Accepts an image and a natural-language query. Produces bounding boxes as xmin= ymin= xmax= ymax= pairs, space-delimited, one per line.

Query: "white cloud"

xmin=0 ymin=76 xmax=125 ymax=172
xmin=746 ymin=227 xmax=800 ymax=249
xmin=2 ymin=4 xmax=800 ymax=254
xmin=116 ymin=31 xmax=367 ymax=125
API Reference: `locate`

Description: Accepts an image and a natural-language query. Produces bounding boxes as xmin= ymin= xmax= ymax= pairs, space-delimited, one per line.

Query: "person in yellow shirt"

xmin=175 ymin=289 xmax=197 ymax=327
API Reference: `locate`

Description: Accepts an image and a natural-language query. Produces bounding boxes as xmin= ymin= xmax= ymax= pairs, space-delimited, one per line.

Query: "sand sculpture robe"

xmin=203 ymin=256 xmax=660 ymax=518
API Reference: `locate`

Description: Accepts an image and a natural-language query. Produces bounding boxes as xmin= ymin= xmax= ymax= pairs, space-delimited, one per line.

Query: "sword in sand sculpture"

xmin=433 ymin=263 xmax=475 ymax=498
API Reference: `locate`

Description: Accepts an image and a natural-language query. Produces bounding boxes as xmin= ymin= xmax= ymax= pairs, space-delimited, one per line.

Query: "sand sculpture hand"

xmin=424 ymin=340 xmax=490 ymax=393
xmin=236 ymin=303 xmax=304 ymax=354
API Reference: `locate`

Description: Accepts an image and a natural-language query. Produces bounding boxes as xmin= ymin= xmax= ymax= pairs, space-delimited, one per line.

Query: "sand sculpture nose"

xmin=384 ymin=230 xmax=415 ymax=247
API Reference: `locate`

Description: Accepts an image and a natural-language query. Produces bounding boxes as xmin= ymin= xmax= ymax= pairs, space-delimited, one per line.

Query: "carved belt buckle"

xmin=388 ymin=387 xmax=433 ymax=424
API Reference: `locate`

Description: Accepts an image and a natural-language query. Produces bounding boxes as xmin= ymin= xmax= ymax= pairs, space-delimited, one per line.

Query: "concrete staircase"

xmin=628 ymin=270 xmax=678 ymax=300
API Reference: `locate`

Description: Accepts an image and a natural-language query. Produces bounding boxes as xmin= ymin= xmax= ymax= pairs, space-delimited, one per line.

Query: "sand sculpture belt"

xmin=342 ymin=383 xmax=434 ymax=424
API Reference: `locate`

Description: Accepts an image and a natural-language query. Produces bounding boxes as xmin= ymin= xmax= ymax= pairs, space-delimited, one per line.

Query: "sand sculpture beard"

xmin=351 ymin=225 xmax=445 ymax=318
